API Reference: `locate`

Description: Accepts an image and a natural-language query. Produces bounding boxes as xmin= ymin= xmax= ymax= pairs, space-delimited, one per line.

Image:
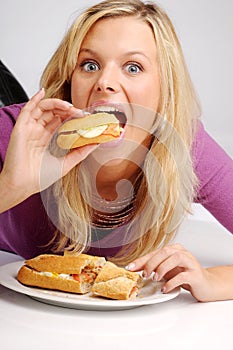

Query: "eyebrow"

xmin=79 ymin=48 xmax=152 ymax=62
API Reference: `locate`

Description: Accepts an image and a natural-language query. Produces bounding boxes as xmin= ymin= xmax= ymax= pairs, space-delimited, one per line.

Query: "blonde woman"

xmin=0 ymin=0 xmax=232 ymax=302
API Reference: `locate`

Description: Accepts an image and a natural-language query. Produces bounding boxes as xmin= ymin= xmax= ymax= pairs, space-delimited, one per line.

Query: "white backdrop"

xmin=1 ymin=0 xmax=232 ymax=156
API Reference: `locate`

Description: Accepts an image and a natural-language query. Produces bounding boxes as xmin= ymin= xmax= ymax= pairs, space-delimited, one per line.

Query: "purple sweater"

xmin=0 ymin=104 xmax=233 ymax=259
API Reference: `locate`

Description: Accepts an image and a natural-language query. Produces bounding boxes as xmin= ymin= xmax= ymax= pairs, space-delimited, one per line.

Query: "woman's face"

xmin=71 ymin=16 xmax=160 ymax=185
xmin=71 ymin=15 xmax=160 ymax=141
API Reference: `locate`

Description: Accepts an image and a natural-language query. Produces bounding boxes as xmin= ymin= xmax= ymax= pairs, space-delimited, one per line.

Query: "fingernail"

xmin=152 ymin=272 xmax=159 ymax=281
xmin=142 ymin=270 xmax=148 ymax=278
xmin=72 ymin=110 xmax=90 ymax=118
xmin=38 ymin=87 xmax=45 ymax=94
xmin=64 ymin=102 xmax=73 ymax=107
xmin=161 ymin=286 xmax=166 ymax=293
xmin=125 ymin=263 xmax=135 ymax=271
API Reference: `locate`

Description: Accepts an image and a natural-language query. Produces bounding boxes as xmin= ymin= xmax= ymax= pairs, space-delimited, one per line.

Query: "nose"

xmin=94 ymin=66 xmax=120 ymax=94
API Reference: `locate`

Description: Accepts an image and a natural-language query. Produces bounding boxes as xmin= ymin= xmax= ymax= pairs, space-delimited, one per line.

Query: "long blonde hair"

xmin=41 ymin=0 xmax=201 ymax=265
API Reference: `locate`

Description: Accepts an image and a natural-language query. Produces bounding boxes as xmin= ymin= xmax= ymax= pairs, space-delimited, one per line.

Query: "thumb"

xmin=61 ymin=144 xmax=99 ymax=176
xmin=39 ymin=144 xmax=98 ymax=191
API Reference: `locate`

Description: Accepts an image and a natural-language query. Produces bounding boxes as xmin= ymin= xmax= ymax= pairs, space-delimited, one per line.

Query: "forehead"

xmin=81 ymin=16 xmax=156 ymax=52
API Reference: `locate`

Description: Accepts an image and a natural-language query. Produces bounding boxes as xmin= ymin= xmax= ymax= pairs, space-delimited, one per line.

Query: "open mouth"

xmin=92 ymin=106 xmax=127 ymax=129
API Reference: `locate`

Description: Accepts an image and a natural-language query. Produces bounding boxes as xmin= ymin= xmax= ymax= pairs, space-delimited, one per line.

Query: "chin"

xmin=101 ymin=158 xmax=127 ymax=168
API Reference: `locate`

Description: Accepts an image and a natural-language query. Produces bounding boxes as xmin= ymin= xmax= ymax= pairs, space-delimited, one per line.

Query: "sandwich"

xmin=17 ymin=253 xmax=143 ymax=300
xmin=56 ymin=112 xmax=124 ymax=149
xmin=92 ymin=261 xmax=143 ymax=300
xmin=17 ymin=253 xmax=106 ymax=294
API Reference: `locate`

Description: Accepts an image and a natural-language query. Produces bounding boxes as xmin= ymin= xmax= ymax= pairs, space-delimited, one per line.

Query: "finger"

xmin=125 ymin=244 xmax=185 ymax=273
xmin=39 ymin=100 xmax=86 ymax=118
xmin=142 ymin=244 xmax=186 ymax=278
xmin=27 ymin=88 xmax=46 ymax=107
xmin=162 ymin=271 xmax=190 ymax=294
xmin=36 ymin=108 xmax=89 ymax=147
xmin=37 ymin=105 xmax=86 ymax=127
xmin=19 ymin=88 xmax=45 ymax=122
xmin=154 ymin=251 xmax=192 ymax=281
xmin=162 ymin=266 xmax=185 ymax=281
xmin=125 ymin=250 xmax=158 ymax=272
xmin=43 ymin=116 xmax=63 ymax=134
xmin=39 ymin=98 xmax=73 ymax=112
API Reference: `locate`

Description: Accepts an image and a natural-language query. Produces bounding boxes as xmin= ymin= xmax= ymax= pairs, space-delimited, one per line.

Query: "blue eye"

xmin=125 ymin=64 xmax=141 ymax=74
xmin=81 ymin=61 xmax=99 ymax=72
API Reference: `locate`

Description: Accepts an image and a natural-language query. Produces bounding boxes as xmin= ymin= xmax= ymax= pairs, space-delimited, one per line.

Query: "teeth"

xmin=94 ymin=106 xmax=120 ymax=113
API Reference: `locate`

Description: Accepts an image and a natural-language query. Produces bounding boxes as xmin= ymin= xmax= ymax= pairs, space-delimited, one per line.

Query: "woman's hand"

xmin=0 ymin=89 xmax=97 ymax=211
xmin=126 ymin=243 xmax=233 ymax=302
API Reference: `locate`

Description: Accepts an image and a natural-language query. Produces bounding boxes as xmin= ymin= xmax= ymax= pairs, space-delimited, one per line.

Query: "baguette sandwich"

xmin=56 ymin=112 xmax=123 ymax=149
xmin=92 ymin=261 xmax=143 ymax=300
xmin=17 ymin=253 xmax=106 ymax=294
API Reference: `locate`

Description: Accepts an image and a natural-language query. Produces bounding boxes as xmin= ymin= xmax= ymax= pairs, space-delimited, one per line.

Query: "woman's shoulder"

xmin=0 ymin=103 xmax=25 ymax=124
xmin=0 ymin=103 xmax=25 ymax=166
xmin=192 ymin=119 xmax=233 ymax=196
xmin=192 ymin=121 xmax=232 ymax=170
xmin=0 ymin=102 xmax=25 ymax=142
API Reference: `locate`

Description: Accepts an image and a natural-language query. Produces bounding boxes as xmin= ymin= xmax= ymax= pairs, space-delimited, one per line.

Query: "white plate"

xmin=0 ymin=261 xmax=180 ymax=311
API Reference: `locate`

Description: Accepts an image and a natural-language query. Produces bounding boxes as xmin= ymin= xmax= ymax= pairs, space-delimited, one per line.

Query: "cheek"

xmin=133 ymin=79 xmax=160 ymax=111
xmin=70 ymin=74 xmax=89 ymax=109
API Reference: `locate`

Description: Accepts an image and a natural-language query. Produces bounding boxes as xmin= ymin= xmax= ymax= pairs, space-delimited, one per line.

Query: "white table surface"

xmin=0 ymin=206 xmax=232 ymax=350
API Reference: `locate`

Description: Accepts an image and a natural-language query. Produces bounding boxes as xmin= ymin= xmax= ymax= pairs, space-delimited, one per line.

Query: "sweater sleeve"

xmin=192 ymin=122 xmax=233 ymax=233
xmin=0 ymin=104 xmax=56 ymax=258
xmin=0 ymin=103 xmax=24 ymax=171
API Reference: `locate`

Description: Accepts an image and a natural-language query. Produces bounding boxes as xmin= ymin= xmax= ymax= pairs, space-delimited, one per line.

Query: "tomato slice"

xmin=102 ymin=124 xmax=120 ymax=137
xmin=72 ymin=271 xmax=94 ymax=282
xmin=73 ymin=274 xmax=80 ymax=282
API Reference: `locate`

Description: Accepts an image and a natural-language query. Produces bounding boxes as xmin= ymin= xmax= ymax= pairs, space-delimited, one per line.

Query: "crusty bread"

xmin=23 ymin=254 xmax=99 ymax=274
xmin=92 ymin=262 xmax=142 ymax=300
xmin=17 ymin=265 xmax=92 ymax=294
xmin=16 ymin=254 xmax=142 ymax=299
xmin=63 ymin=252 xmax=106 ymax=273
xmin=94 ymin=261 xmax=139 ymax=283
xmin=17 ymin=253 xmax=106 ymax=294
xmin=56 ymin=112 xmax=120 ymax=149
xmin=58 ymin=113 xmax=118 ymax=132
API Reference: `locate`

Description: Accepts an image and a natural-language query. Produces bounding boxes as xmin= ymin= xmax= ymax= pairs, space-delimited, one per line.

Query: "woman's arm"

xmin=126 ymin=244 xmax=233 ymax=302
xmin=0 ymin=173 xmax=28 ymax=212
xmin=193 ymin=122 xmax=233 ymax=233
xmin=205 ymin=265 xmax=233 ymax=301
xmin=0 ymin=89 xmax=97 ymax=213
xmin=125 ymin=125 xmax=233 ymax=302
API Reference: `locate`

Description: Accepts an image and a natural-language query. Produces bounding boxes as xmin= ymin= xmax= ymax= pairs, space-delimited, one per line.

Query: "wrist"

xmin=205 ymin=266 xmax=233 ymax=301
xmin=0 ymin=171 xmax=31 ymax=213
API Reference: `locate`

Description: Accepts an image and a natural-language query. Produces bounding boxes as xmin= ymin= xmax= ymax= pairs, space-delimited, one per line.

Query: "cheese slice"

xmin=78 ymin=125 xmax=108 ymax=138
